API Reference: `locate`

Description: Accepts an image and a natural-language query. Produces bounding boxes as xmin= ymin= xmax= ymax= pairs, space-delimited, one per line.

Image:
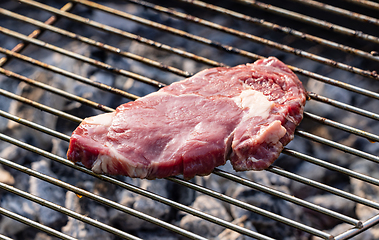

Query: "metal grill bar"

xmin=174 ymin=0 xmax=379 ymax=62
xmin=0 ymin=109 xmax=341 ymax=239
xmin=344 ymin=0 xmax=379 ymax=10
xmin=0 ymin=88 xmax=82 ymax=123
xmin=0 ymin=166 xmax=143 ymax=240
xmin=0 ymin=67 xmax=115 ymax=112
xmin=0 ymin=234 xmax=13 ymax=240
xmin=289 ymin=0 xmax=379 ymax=26
xmin=15 ymin=0 xmax=225 ymax=68
xmin=0 ymin=207 xmax=77 ymax=240
xmin=303 ymin=112 xmax=379 ymax=143
xmin=71 ymin=0 xmax=379 ymax=81
xmin=168 ymin=176 xmax=334 ymax=239
xmin=0 ymin=134 xmax=210 ymax=240
xmin=0 ymin=109 xmax=70 ymax=142
xmin=267 ymin=166 xmax=379 ymax=212
xmin=296 ymin=130 xmax=379 ymax=163
xmin=1 ymin=1 xmax=379 ymax=239
xmin=235 ymin=0 xmax=379 ymax=44
xmin=0 ymin=8 xmax=190 ymax=78
xmin=0 ymin=2 xmax=74 ymax=68
xmin=308 ymin=92 xmax=379 ymax=122
xmin=334 ymin=213 xmax=379 ymax=240
xmin=212 ymin=168 xmax=362 ymax=227
xmin=0 ymin=47 xmax=139 ymax=100
xmin=283 ymin=148 xmax=379 ymax=187
xmin=11 ymin=0 xmax=379 ymax=100
xmin=0 ymin=133 xmax=277 ymax=240
xmin=125 ymin=0 xmax=379 ymax=79
xmin=0 ymin=27 xmax=164 ymax=88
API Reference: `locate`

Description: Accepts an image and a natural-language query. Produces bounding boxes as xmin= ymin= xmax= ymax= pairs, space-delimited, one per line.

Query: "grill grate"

xmin=0 ymin=0 xmax=378 ymax=239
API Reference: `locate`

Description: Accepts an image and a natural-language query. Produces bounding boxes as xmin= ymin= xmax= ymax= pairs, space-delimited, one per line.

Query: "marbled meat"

xmin=67 ymin=57 xmax=307 ymax=179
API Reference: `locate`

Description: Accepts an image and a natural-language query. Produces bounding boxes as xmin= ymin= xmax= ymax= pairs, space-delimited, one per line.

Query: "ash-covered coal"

xmin=0 ymin=0 xmax=379 ymax=240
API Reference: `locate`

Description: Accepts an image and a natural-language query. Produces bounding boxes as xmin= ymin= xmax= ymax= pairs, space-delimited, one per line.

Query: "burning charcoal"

xmin=350 ymin=160 xmax=379 ymax=222
xmin=291 ymin=162 xmax=326 ymax=199
xmin=230 ymin=185 xmax=306 ymax=240
xmin=109 ymin=179 xmax=171 ymax=231
xmin=180 ymin=195 xmax=232 ymax=238
xmin=0 ymin=195 xmax=36 ymax=236
xmin=305 ymin=194 xmax=355 ymax=230
xmin=62 ymin=191 xmax=113 ymax=240
xmin=216 ymin=215 xmax=257 ymax=240
xmin=29 ymin=159 xmax=67 ymax=227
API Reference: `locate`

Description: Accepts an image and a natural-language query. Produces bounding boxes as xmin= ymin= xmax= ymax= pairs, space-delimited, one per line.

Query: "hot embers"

xmin=67 ymin=57 xmax=307 ymax=179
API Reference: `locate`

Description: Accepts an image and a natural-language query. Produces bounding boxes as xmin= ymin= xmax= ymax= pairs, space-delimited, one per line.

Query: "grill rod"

xmin=235 ymin=0 xmax=379 ymax=44
xmin=0 ymin=133 xmax=282 ymax=240
xmin=290 ymin=0 xmax=379 ymax=26
xmin=0 ymin=67 xmax=115 ymax=113
xmin=303 ymin=112 xmax=379 ymax=143
xmin=0 ymin=27 xmax=164 ymax=88
xmin=0 ymin=120 xmax=341 ymax=239
xmin=0 ymin=8 xmax=190 ymax=78
xmin=13 ymin=0 xmax=224 ymax=68
xmin=71 ymin=0 xmax=379 ymax=80
xmin=1 ymin=41 xmax=379 ymax=143
xmin=0 ymin=164 xmax=143 ymax=240
xmin=0 ymin=207 xmax=77 ymax=240
xmin=2 ymin=50 xmax=378 ymax=148
xmin=283 ymin=149 xmax=379 ymax=187
xmin=0 ymin=97 xmax=375 ymax=232
xmin=1 ymin=88 xmax=378 ymax=238
xmin=0 ymin=47 xmax=139 ymax=100
xmin=334 ymin=213 xmax=379 ymax=240
xmin=0 ymin=2 xmax=74 ymax=68
xmin=173 ymin=0 xmax=379 ymax=62
xmin=0 ymin=234 xmax=13 ymax=240
xmin=0 ymin=135 xmax=212 ymax=240
xmin=9 ymin=0 xmax=379 ymax=97
xmin=0 ymin=88 xmax=82 ymax=123
xmin=2 ymin=25 xmax=379 ymax=103
xmin=344 ymin=0 xmax=379 ymax=10
xmin=4 ymin=101 xmax=379 ymax=238
xmin=308 ymin=92 xmax=379 ymax=122
xmin=1 ymin=1 xmax=378 ymax=238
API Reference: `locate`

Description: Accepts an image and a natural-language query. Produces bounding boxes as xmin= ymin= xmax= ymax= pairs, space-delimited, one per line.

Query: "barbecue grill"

xmin=0 ymin=0 xmax=378 ymax=239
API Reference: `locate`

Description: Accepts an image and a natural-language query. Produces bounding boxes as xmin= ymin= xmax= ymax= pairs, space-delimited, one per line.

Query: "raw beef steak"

xmin=67 ymin=57 xmax=307 ymax=179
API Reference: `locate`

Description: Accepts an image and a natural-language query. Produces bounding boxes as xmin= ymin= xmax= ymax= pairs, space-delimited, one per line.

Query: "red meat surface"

xmin=67 ymin=57 xmax=307 ymax=179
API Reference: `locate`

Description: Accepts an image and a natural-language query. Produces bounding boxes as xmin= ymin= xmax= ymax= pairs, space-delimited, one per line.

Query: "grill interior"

xmin=0 ymin=0 xmax=379 ymax=239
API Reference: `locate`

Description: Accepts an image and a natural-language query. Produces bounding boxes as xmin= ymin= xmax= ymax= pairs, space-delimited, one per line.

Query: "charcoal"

xmin=62 ymin=191 xmax=113 ymax=240
xmin=305 ymin=194 xmax=356 ymax=229
xmin=180 ymin=195 xmax=232 ymax=238
xmin=1 ymin=1 xmax=378 ymax=239
xmin=29 ymin=159 xmax=67 ymax=227
xmin=109 ymin=179 xmax=171 ymax=231
xmin=0 ymin=195 xmax=36 ymax=236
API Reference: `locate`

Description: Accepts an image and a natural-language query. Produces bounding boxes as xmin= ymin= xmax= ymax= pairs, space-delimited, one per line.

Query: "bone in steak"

xmin=67 ymin=57 xmax=307 ymax=179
